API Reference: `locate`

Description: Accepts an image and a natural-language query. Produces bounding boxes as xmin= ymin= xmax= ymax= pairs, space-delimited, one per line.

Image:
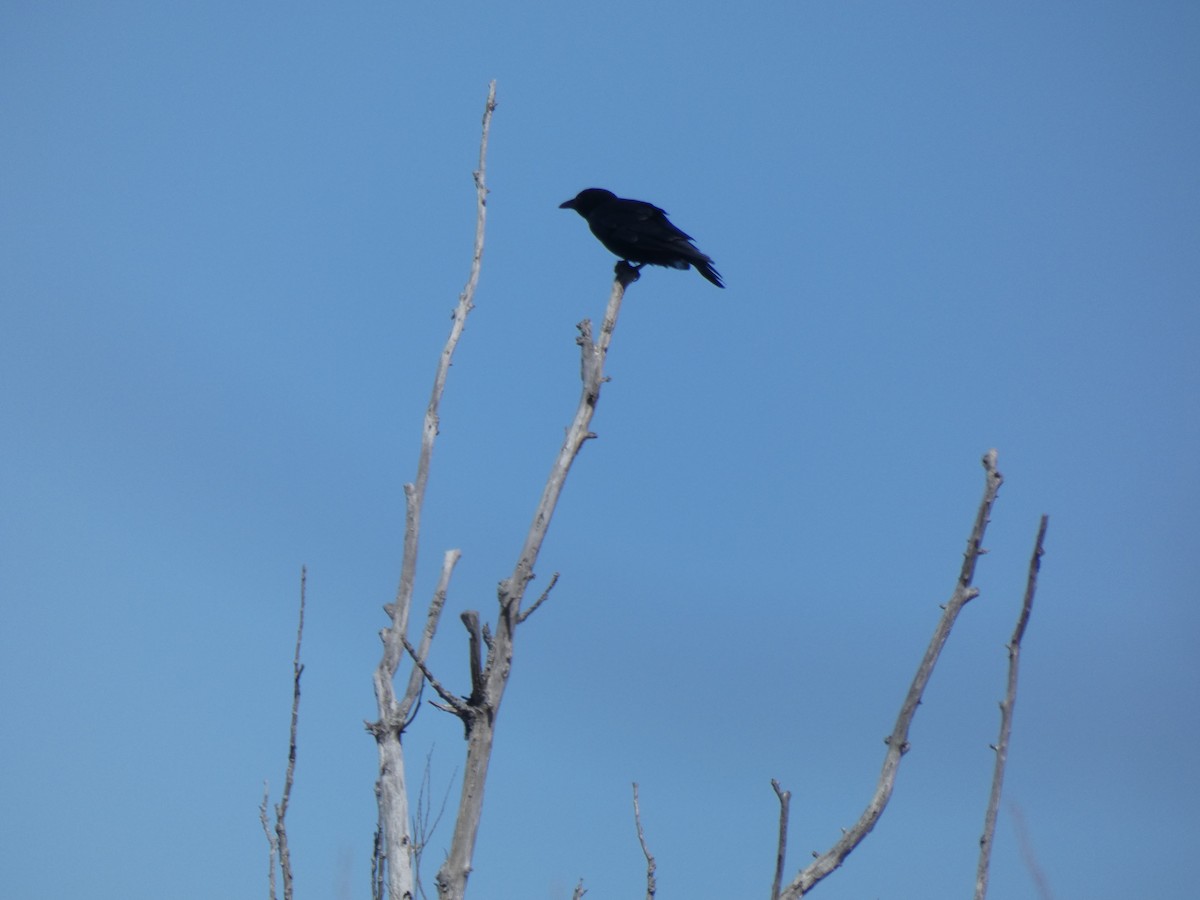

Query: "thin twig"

xmin=1009 ymin=801 xmax=1056 ymax=900
xmin=974 ymin=515 xmax=1048 ymax=900
xmin=260 ymin=783 xmax=277 ymax=900
xmin=632 ymin=783 xmax=657 ymax=900
xmin=275 ymin=565 xmax=306 ymax=900
xmin=779 ymin=450 xmax=1005 ymax=899
xmin=261 ymin=567 xmax=306 ymax=900
xmin=411 ymin=750 xmax=456 ymax=900
xmin=770 ymin=779 xmax=791 ymax=900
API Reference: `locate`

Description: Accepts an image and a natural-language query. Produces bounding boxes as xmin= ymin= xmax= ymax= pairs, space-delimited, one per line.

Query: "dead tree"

xmin=363 ymin=80 xmax=640 ymax=900
xmin=262 ymin=81 xmax=1049 ymax=900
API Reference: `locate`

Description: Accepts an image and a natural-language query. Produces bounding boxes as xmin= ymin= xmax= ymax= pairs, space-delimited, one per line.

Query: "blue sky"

xmin=2 ymin=2 xmax=1198 ymax=898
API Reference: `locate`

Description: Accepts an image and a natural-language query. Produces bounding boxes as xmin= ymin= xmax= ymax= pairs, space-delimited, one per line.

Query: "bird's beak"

xmin=558 ymin=199 xmax=576 ymax=209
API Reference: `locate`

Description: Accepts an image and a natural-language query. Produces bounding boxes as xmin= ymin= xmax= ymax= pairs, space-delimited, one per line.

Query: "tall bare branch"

xmin=367 ymin=80 xmax=496 ymax=900
xmin=974 ymin=514 xmax=1048 ymax=899
xmin=779 ymin=450 xmax=1005 ymax=899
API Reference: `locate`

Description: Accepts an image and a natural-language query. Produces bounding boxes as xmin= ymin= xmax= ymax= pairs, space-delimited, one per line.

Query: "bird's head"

xmin=559 ymin=188 xmax=617 ymax=216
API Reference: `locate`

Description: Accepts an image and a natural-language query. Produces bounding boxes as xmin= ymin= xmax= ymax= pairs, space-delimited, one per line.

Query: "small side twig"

xmin=632 ymin=783 xmax=657 ymax=900
xmin=517 ymin=571 xmax=560 ymax=624
xmin=974 ymin=515 xmax=1048 ymax=900
xmin=770 ymin=779 xmax=791 ymax=900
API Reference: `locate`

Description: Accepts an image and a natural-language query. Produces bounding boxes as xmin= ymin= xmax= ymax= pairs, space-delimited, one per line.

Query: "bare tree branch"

xmin=396 ymin=549 xmax=467 ymax=721
xmin=974 ymin=514 xmax=1048 ymax=900
xmin=632 ymin=783 xmax=657 ymax=900
xmin=516 ymin=571 xmax=560 ymax=624
xmin=401 ymin=635 xmax=467 ymax=716
xmin=399 ymin=549 xmax=461 ymax=723
xmin=571 ymin=879 xmax=588 ymax=900
xmin=275 ymin=566 xmax=305 ymax=900
xmin=769 ymin=779 xmax=791 ymax=900
xmin=432 ymin=242 xmax=634 ymax=900
xmin=368 ymin=80 xmax=496 ymax=900
xmin=779 ymin=450 xmax=1005 ymax=899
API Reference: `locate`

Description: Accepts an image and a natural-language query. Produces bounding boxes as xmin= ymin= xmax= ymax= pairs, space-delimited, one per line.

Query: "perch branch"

xmin=974 ymin=514 xmax=1048 ymax=900
xmin=433 ymin=207 xmax=633 ymax=900
xmin=779 ymin=450 xmax=1004 ymax=899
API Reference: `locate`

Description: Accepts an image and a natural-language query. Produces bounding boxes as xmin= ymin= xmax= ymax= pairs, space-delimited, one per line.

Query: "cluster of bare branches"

xmin=764 ymin=455 xmax=1049 ymax=898
xmin=360 ymin=80 xmax=639 ymax=900
xmin=260 ymin=81 xmax=1051 ymax=900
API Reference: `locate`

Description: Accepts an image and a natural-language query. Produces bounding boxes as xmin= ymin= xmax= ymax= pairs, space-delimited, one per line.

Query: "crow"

xmin=559 ymin=188 xmax=724 ymax=288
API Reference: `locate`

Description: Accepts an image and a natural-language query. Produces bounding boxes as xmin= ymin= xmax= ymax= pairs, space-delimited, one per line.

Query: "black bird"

xmin=559 ymin=188 xmax=724 ymax=288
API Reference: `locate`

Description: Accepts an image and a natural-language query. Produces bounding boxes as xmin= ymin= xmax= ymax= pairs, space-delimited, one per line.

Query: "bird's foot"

xmin=615 ymin=260 xmax=642 ymax=288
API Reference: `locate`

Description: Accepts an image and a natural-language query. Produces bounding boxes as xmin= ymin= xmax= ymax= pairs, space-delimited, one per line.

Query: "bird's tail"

xmin=694 ymin=257 xmax=724 ymax=288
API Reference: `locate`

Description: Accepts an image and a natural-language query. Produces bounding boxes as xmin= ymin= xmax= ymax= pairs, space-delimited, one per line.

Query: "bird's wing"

xmin=598 ymin=201 xmax=696 ymax=247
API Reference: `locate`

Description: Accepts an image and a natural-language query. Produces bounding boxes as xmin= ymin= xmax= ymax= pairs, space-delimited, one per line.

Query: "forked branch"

xmin=778 ymin=450 xmax=1005 ymax=899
